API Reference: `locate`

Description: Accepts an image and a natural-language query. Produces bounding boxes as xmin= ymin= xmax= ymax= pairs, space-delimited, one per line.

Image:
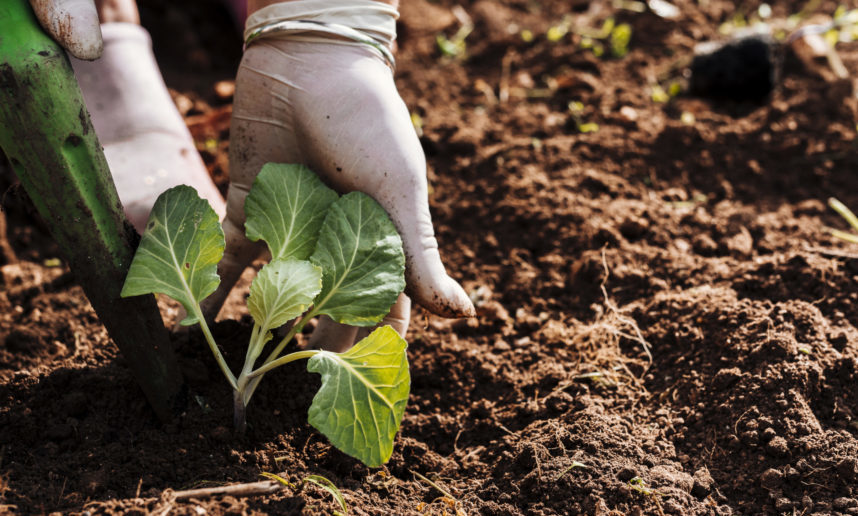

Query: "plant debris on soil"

xmin=3 ymin=0 xmax=858 ymax=514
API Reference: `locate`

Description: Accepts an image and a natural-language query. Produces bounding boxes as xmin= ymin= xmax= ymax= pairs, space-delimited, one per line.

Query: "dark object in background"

xmin=689 ymin=33 xmax=778 ymax=102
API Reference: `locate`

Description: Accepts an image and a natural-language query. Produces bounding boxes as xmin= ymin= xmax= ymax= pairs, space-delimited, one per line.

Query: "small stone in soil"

xmin=838 ymin=457 xmax=858 ymax=481
xmin=774 ymin=497 xmax=793 ymax=512
xmin=759 ymin=468 xmax=783 ymax=490
xmin=662 ymin=499 xmax=683 ymax=514
xmin=834 ymin=498 xmax=858 ymax=510
xmin=766 ymin=436 xmax=789 ymax=457
xmin=692 ymin=467 xmax=714 ymax=498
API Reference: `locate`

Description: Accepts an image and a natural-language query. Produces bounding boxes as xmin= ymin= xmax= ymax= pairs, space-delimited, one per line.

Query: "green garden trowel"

xmin=0 ymin=0 xmax=184 ymax=421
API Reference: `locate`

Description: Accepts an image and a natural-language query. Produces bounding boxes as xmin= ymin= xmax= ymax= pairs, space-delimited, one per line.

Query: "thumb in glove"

xmin=29 ymin=0 xmax=103 ymax=60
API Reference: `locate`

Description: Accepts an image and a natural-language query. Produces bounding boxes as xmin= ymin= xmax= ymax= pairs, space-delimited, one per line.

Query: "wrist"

xmin=243 ymin=0 xmax=398 ymax=67
xmin=95 ymin=0 xmax=139 ymax=24
xmin=248 ymin=0 xmax=397 ymax=16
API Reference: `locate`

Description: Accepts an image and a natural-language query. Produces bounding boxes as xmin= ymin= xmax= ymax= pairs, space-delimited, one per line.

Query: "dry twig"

xmin=168 ymin=480 xmax=284 ymax=501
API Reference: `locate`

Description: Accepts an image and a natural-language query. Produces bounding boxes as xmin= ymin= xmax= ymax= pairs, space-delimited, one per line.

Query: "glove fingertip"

xmin=62 ymin=13 xmax=104 ymax=60
xmin=409 ymin=275 xmax=476 ymax=319
xmin=66 ymin=36 xmax=103 ymax=60
xmin=32 ymin=0 xmax=104 ymax=60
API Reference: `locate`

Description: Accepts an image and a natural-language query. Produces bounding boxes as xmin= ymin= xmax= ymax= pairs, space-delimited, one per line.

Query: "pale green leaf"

xmin=120 ymin=186 xmax=223 ymax=325
xmin=307 ymin=326 xmax=410 ymax=467
xmin=245 ymin=163 xmax=338 ymax=261
xmin=248 ymin=259 xmax=322 ymax=331
xmin=310 ymin=193 xmax=405 ymax=326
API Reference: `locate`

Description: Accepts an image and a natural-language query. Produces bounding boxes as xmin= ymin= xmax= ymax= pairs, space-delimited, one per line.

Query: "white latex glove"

xmin=29 ymin=0 xmax=104 ymax=60
xmin=204 ymin=34 xmax=475 ymax=351
xmin=28 ymin=0 xmax=224 ymax=230
xmin=70 ymin=24 xmax=226 ymax=232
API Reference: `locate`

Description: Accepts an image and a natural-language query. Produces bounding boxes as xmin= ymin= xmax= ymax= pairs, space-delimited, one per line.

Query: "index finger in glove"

xmin=29 ymin=0 xmax=103 ymax=60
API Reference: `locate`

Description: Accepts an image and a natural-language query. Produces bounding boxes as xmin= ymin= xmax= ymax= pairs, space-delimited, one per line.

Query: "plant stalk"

xmin=231 ymin=311 xmax=322 ymax=431
xmin=233 ymin=387 xmax=248 ymax=434
xmin=263 ymin=308 xmax=318 ymax=365
xmin=191 ymin=305 xmax=238 ymax=391
xmin=249 ymin=350 xmax=319 ymax=379
xmin=237 ymin=310 xmax=319 ymax=404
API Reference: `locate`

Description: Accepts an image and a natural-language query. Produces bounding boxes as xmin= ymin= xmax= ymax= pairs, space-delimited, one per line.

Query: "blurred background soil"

xmin=2 ymin=0 xmax=858 ymax=514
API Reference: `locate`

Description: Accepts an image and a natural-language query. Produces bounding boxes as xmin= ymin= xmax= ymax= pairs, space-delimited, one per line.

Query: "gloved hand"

xmin=202 ymin=1 xmax=475 ymax=351
xmin=28 ymin=0 xmax=226 ymax=232
xmin=28 ymin=0 xmax=103 ymax=59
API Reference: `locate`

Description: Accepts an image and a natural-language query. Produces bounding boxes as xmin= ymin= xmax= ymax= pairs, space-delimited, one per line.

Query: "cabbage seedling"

xmin=120 ymin=163 xmax=409 ymax=467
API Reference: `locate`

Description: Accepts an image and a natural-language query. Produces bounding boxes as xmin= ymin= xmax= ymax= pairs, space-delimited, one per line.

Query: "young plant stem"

xmin=231 ymin=307 xmax=329 ymax=432
xmin=233 ymin=389 xmax=248 ymax=434
xmin=191 ymin=305 xmax=238 ymax=391
xmin=249 ymin=350 xmax=319 ymax=379
xmin=232 ymin=313 xmax=316 ymax=432
xmin=233 ymin=322 xmax=268 ymax=432
xmin=264 ymin=308 xmax=319 ymax=365
xmin=238 ymin=308 xmax=321 ymax=407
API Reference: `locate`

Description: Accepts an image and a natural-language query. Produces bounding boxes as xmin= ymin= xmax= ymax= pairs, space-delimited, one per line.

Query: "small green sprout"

xmin=668 ymin=81 xmax=682 ymax=97
xmin=261 ymin=472 xmax=348 ymax=515
xmin=547 ymin=15 xmax=573 ymax=42
xmin=827 ymin=197 xmax=858 ymax=244
xmin=121 ymin=164 xmax=410 ymax=467
xmin=573 ymin=18 xmax=633 ymax=59
xmin=651 ymin=85 xmax=670 ymax=103
xmin=568 ymin=101 xmax=600 ymax=134
xmin=628 ymin=475 xmax=667 ymax=514
xmin=437 ymin=13 xmax=473 ymax=59
xmin=629 ymin=476 xmax=659 ymax=496
xmin=650 ymin=80 xmax=682 ymax=104
xmin=610 ymin=23 xmax=632 ymax=58
xmin=555 ymin=461 xmax=588 ymax=481
xmin=412 ymin=470 xmax=466 ymax=515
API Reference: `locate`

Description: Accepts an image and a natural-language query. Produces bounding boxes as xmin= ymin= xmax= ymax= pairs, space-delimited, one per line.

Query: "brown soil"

xmin=3 ymin=0 xmax=858 ymax=514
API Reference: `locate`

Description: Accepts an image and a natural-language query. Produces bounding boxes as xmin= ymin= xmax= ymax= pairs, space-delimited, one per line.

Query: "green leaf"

xmin=248 ymin=259 xmax=322 ymax=331
xmin=244 ymin=163 xmax=338 ymax=261
xmin=121 ymin=186 xmax=223 ymax=325
xmin=307 ymin=326 xmax=410 ymax=467
xmin=310 ymin=192 xmax=405 ymax=326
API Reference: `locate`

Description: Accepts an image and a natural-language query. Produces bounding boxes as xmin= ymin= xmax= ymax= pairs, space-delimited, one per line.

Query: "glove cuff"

xmin=244 ymin=0 xmax=397 ymax=66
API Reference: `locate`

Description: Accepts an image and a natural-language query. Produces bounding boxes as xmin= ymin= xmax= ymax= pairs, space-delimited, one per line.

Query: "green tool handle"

xmin=0 ymin=0 xmax=185 ymax=421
